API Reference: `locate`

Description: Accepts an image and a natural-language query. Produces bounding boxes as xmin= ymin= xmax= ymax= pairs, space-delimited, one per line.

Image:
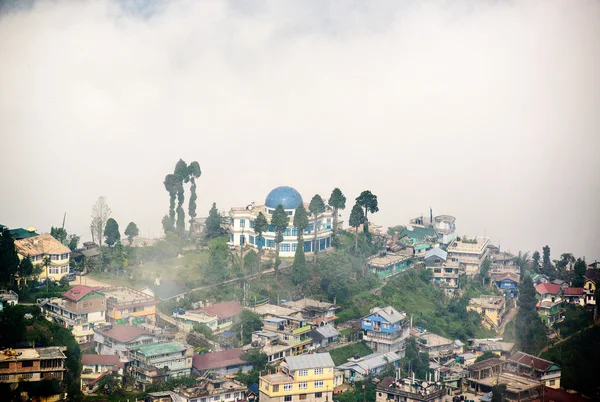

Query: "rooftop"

xmin=468 ymin=357 xmax=504 ymax=371
xmin=490 ymin=272 xmax=520 ymax=283
xmin=200 ymin=300 xmax=244 ymax=319
xmin=366 ymin=306 xmax=406 ymax=324
xmin=265 ymin=186 xmax=303 ymax=210
xmin=151 ymin=280 xmax=187 ymax=301
xmin=8 ymin=227 xmax=39 ymax=240
xmin=0 ymin=347 xmax=66 ymax=362
xmin=285 ymin=352 xmax=334 ymax=371
xmin=97 ymin=325 xmax=153 ymax=343
xmin=508 ymin=351 xmax=559 ymax=372
xmin=14 ymin=234 xmax=70 ymax=257
xmin=283 ymin=298 xmax=336 ymax=311
xmin=564 ymin=287 xmax=584 ymax=296
xmin=535 ymin=283 xmax=561 ymax=295
xmin=447 ymin=237 xmax=489 ymax=254
xmin=63 ymin=285 xmax=100 ymax=302
xmin=400 ymin=226 xmax=437 ymax=243
xmin=338 ymin=352 xmax=401 ymax=375
xmin=82 ymin=354 xmax=119 ymax=366
xmin=367 ymin=253 xmax=408 ymax=268
xmin=129 ymin=342 xmax=190 ymax=357
xmin=425 ymin=247 xmax=447 ymax=261
xmin=469 ymin=296 xmax=505 ymax=310
xmin=192 ymin=349 xmax=246 ymax=371
xmin=470 ymin=371 xmax=541 ymax=393
xmin=584 ymin=269 xmax=600 ymax=283
xmin=100 ymin=286 xmax=156 ymax=305
xmin=418 ymin=333 xmax=454 ymax=347
xmin=246 ymin=304 xmax=301 ymax=317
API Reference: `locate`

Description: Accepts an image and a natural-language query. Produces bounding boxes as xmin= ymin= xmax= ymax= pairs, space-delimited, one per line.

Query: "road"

xmin=499 ymin=306 xmax=518 ymax=335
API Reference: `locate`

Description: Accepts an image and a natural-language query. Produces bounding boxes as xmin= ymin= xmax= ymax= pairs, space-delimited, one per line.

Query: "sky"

xmin=1 ymin=0 xmax=599 ymax=261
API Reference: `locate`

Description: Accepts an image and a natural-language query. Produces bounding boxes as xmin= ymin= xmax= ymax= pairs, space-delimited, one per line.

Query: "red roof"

xmin=535 ymin=283 xmax=561 ymax=295
xmin=82 ymin=354 xmax=119 ymax=366
xmin=199 ymin=300 xmax=243 ymax=319
xmin=543 ymin=386 xmax=591 ymax=402
xmin=564 ymin=287 xmax=584 ymax=296
xmin=63 ymin=285 xmax=99 ymax=302
xmin=508 ymin=351 xmax=557 ymax=372
xmin=192 ymin=348 xmax=246 ymax=371
xmin=99 ymin=325 xmax=152 ymax=343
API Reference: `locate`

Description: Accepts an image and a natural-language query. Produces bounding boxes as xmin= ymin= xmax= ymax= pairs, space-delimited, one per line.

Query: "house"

xmin=466 ymin=296 xmax=506 ymax=331
xmin=128 ymin=342 xmax=194 ymax=388
xmin=150 ymin=280 xmax=187 ymax=302
xmin=173 ymin=308 xmax=219 ymax=332
xmin=100 ymin=286 xmax=157 ymax=326
xmin=467 ymin=358 xmax=541 ymax=401
xmin=94 ymin=324 xmax=158 ymax=359
xmin=398 ymin=226 xmax=438 ymax=255
xmin=446 ymin=236 xmax=490 ymax=276
xmin=14 ymin=234 xmax=71 ymax=282
xmin=468 ymin=339 xmax=514 ymax=359
xmin=432 ymin=215 xmax=457 ymax=245
xmin=144 ymin=391 xmax=180 ymax=402
xmin=337 ymin=352 xmax=401 ymax=380
xmin=8 ymin=227 xmax=40 ymax=240
xmin=259 ymin=353 xmax=336 ymax=402
xmin=198 ymin=300 xmax=244 ymax=332
xmin=583 ymin=269 xmax=600 ymax=306
xmin=246 ymin=303 xmax=302 ymax=320
xmin=0 ymin=346 xmax=66 ymax=384
xmin=0 ymin=290 xmax=18 ymax=310
xmin=367 ymin=252 xmax=410 ymax=279
xmin=535 ymin=283 xmax=564 ymax=326
xmin=174 ymin=376 xmax=249 ymax=402
xmin=551 ymin=279 xmax=569 ymax=290
xmin=309 ymin=324 xmax=340 ymax=350
xmin=40 ymin=285 xmax=107 ymax=344
xmin=425 ymin=247 xmax=447 ymax=267
xmin=426 ymin=248 xmax=459 ymax=295
xmin=80 ymin=354 xmax=123 ymax=394
xmin=250 ymin=330 xmax=294 ymax=363
xmin=282 ymin=298 xmax=338 ymax=325
xmin=376 ymin=377 xmax=446 ymax=402
xmin=506 ymin=351 xmax=561 ymax=389
xmin=259 ymin=315 xmax=312 ymax=356
xmin=361 ymin=306 xmax=409 ymax=355
xmin=416 ymin=332 xmax=462 ymax=362
xmin=192 ymin=349 xmax=252 ymax=376
xmin=490 ymin=272 xmax=520 ymax=298
xmin=563 ymin=287 xmax=585 ymax=306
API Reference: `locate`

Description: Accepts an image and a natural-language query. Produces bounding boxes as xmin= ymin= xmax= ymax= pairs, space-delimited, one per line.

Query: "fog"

xmin=1 ymin=0 xmax=599 ymax=260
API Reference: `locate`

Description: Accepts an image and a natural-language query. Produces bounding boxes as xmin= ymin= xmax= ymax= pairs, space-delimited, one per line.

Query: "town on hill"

xmin=1 ymin=169 xmax=599 ymax=402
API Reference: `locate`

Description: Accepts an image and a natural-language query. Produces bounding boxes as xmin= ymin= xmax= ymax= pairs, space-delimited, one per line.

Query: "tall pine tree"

xmin=271 ymin=204 xmax=289 ymax=281
xmin=515 ymin=275 xmax=547 ymax=354
xmin=292 ymin=204 xmax=309 ymax=288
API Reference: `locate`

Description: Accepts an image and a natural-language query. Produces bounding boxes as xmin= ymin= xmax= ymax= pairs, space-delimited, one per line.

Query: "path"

xmin=537 ymin=321 xmax=599 ymax=356
xmin=498 ymin=307 xmax=518 ymax=335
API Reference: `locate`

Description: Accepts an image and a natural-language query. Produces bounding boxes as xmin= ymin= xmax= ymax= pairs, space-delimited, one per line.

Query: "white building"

xmin=229 ymin=186 xmax=336 ymax=257
xmin=446 ymin=236 xmax=490 ymax=276
xmin=433 ymin=215 xmax=456 ymax=245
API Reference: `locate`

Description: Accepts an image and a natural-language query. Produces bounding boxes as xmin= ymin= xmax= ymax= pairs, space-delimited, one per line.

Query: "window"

xmin=225 ymin=394 xmax=231 ymax=399
xmin=214 ymin=396 xmax=220 ymax=401
xmin=264 ymin=383 xmax=269 ymax=391
xmin=291 ymin=242 xmax=297 ymax=252
xmin=299 ymin=395 xmax=307 ymax=400
xmin=284 ymin=397 xmax=292 ymax=402
xmin=240 ymin=219 xmax=246 ymax=228
xmin=298 ymin=369 xmax=308 ymax=377
xmin=363 ymin=319 xmax=371 ymax=325
xmin=281 ymin=243 xmax=290 ymax=252
xmin=21 ymin=361 xmax=34 ymax=368
xmin=314 ymin=368 xmax=323 ymax=375
xmin=234 ymin=393 xmax=240 ymax=399
xmin=249 ymin=235 xmax=255 ymax=245
xmin=299 ymin=382 xmax=308 ymax=390
xmin=314 ymin=380 xmax=324 ymax=388
xmin=51 ymin=254 xmax=59 ymax=261
xmin=0 ymin=374 xmax=10 ymax=381
xmin=250 ymin=220 xmax=255 ymax=228
xmin=284 ymin=383 xmax=293 ymax=392
xmin=0 ymin=362 xmax=9 ymax=369
xmin=21 ymin=373 xmax=33 ymax=379
xmin=267 ymin=239 xmax=275 ymax=248
xmin=549 ymin=380 xmax=555 ymax=386
xmin=273 ymin=385 xmax=279 ymax=392
xmin=315 ymin=392 xmax=323 ymax=398
xmin=49 ymin=267 xmax=59 ymax=274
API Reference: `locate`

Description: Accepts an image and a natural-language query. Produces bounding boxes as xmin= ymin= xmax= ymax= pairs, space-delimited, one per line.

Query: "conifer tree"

xmin=515 ymin=275 xmax=547 ymax=354
xmin=349 ymin=202 xmax=365 ymax=251
xmin=308 ymin=194 xmax=325 ymax=265
xmin=328 ymin=188 xmax=346 ymax=235
xmin=253 ymin=212 xmax=269 ymax=275
xmin=271 ymin=204 xmax=289 ymax=281
xmin=292 ymin=204 xmax=310 ymax=288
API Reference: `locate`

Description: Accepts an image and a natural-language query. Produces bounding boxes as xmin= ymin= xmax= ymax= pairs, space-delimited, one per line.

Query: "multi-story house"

xmin=535 ymin=283 xmax=564 ymax=326
xmin=198 ymin=300 xmax=244 ymax=332
xmin=282 ymin=298 xmax=338 ymax=326
xmin=127 ymin=342 xmax=193 ymax=388
xmin=173 ymin=375 xmax=248 ymax=402
xmin=506 ymin=351 xmax=562 ymax=389
xmin=40 ymin=285 xmax=107 ymax=344
xmin=446 ymin=236 xmax=490 ymax=276
xmin=80 ymin=354 xmax=123 ymax=394
xmin=563 ymin=287 xmax=585 ymax=306
xmin=416 ymin=332 xmax=462 ymax=362
xmin=466 ymin=296 xmax=506 ymax=331
xmin=337 ymin=352 xmax=402 ymax=380
xmin=361 ymin=306 xmax=409 ymax=355
xmin=583 ymin=269 xmax=599 ymax=307
xmin=376 ymin=377 xmax=446 ymax=402
xmin=0 ymin=347 xmax=67 ymax=384
xmin=260 ymin=316 xmax=313 ymax=356
xmin=94 ymin=323 xmax=159 ymax=359
xmin=426 ymin=248 xmax=459 ymax=295
xmin=367 ymin=252 xmax=410 ymax=280
xmin=100 ymin=286 xmax=157 ymax=325
xmin=251 ymin=329 xmax=294 ymax=363
xmin=490 ymin=272 xmax=519 ymax=298
xmin=14 ymin=234 xmax=71 ymax=282
xmin=259 ymin=353 xmax=336 ymax=402
xmin=467 ymin=358 xmax=541 ymax=401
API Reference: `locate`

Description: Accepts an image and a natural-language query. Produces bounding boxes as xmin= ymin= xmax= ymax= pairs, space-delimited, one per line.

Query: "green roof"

xmin=151 ymin=280 xmax=186 ymax=301
xmin=400 ymin=226 xmax=437 ymax=242
xmin=129 ymin=342 xmax=188 ymax=357
xmin=9 ymin=228 xmax=40 ymax=240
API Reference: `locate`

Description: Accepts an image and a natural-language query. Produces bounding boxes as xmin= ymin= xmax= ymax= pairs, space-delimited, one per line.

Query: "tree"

xmin=162 ymin=214 xmax=175 ymax=235
xmin=230 ymin=310 xmax=263 ymax=345
xmin=59 ymin=275 xmax=70 ymax=287
xmin=355 ymin=190 xmax=379 ymax=234
xmin=205 ymin=203 xmax=227 ymax=239
xmin=243 ymin=250 xmax=259 ymax=275
xmin=205 ymin=238 xmax=230 ymax=284
xmin=308 ymin=194 xmax=326 ymax=264
xmin=491 ymin=384 xmax=507 ymax=402
xmin=542 ymin=245 xmax=554 ymax=277
xmin=475 ymin=351 xmax=499 ymax=363
xmin=328 ymin=188 xmax=346 ymax=236
xmin=90 ymin=196 xmax=111 ymax=246
xmin=187 ymin=161 xmax=202 ymax=231
xmin=174 ymin=159 xmax=189 ymax=236
xmin=572 ymin=258 xmax=587 ymax=287
xmin=43 ymin=256 xmax=51 ymax=293
xmin=253 ymin=212 xmax=269 ymax=275
xmin=0 ymin=228 xmax=19 ymax=285
xmin=67 ymin=234 xmax=80 ymax=251
xmin=480 ymin=258 xmax=491 ymax=286
xmin=18 ymin=257 xmax=34 ymax=278
xmin=124 ymin=222 xmax=139 ymax=246
xmin=163 ymin=174 xmax=179 ymax=232
xmin=349 ymin=202 xmax=365 ymax=251
xmin=291 ymin=205 xmax=310 ymax=288
xmin=50 ymin=226 xmax=67 ymax=245
xmin=513 ymin=251 xmax=530 ymax=276
xmin=532 ymin=251 xmax=541 ymax=273
xmin=271 ymin=204 xmax=289 ymax=280
xmin=103 ymin=218 xmax=120 ymax=247
xmin=515 ymin=275 xmax=547 ymax=354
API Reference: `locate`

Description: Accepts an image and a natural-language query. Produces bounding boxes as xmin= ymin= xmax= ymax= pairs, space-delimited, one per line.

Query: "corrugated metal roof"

xmin=286 ymin=353 xmax=334 ymax=371
xmin=425 ymin=247 xmax=447 ymax=261
xmin=366 ymin=306 xmax=406 ymax=324
xmin=337 ymin=352 xmax=400 ymax=375
xmin=316 ymin=324 xmax=340 ymax=339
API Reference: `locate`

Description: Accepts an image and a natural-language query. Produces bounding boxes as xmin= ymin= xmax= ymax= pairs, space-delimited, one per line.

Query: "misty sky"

xmin=1 ymin=0 xmax=599 ymax=261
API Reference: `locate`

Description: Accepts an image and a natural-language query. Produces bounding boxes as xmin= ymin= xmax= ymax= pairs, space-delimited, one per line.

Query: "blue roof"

xmin=265 ymin=186 xmax=303 ymax=209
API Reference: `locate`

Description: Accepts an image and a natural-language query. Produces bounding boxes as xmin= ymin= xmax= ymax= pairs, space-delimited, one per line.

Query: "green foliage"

xmin=254 ymin=212 xmax=269 ymax=272
xmin=230 ymin=310 xmax=263 ymax=345
xmin=192 ymin=323 xmax=214 ymax=340
xmin=162 ymin=214 xmax=175 ymax=235
xmin=204 ymin=238 xmax=230 ymax=284
xmin=103 ymin=218 xmax=120 ymax=246
xmin=0 ymin=227 xmax=19 ymax=284
xmin=291 ymin=242 xmax=309 ymax=286
xmin=96 ymin=373 xmax=124 ymax=396
xmin=309 ymin=194 xmax=326 ymax=260
xmin=50 ymin=226 xmax=68 ymax=244
xmin=334 ymin=381 xmax=377 ymax=402
xmin=328 ymin=187 xmax=346 ymax=234
xmin=18 ymin=257 xmax=35 ymax=277
xmin=59 ymin=275 xmax=70 ymax=287
xmin=244 ymin=250 xmax=259 ymax=275
xmin=542 ymin=245 xmax=555 ymax=278
xmin=317 ymin=252 xmax=364 ymax=304
xmin=145 ymin=376 xmax=197 ymax=393
xmin=572 ymin=257 xmax=586 ymax=287
xmin=163 ymin=173 xmax=179 ymax=231
xmin=236 ymin=349 xmax=271 ymax=387
xmin=513 ymin=251 xmax=530 ymax=275
xmin=479 ymin=258 xmax=491 ymax=284
xmin=387 ymin=225 xmax=406 ymax=235
xmin=532 ymin=251 xmax=540 ymax=272
xmin=187 ymin=161 xmax=201 ymax=226
xmin=475 ymin=351 xmax=499 ymax=363
xmin=515 ymin=275 xmax=547 ymax=354
xmin=271 ymin=204 xmax=290 ymax=276
xmin=348 ymin=202 xmax=365 ymax=251
xmin=205 ymin=203 xmax=227 ymax=239
xmin=293 ymin=204 xmax=309 ymax=236
xmin=355 ymin=190 xmax=379 ymax=232
xmin=553 ymin=304 xmax=593 ymax=338
xmin=124 ymin=222 xmax=139 ymax=245
xmin=329 ymin=341 xmax=373 ymax=366
xmin=67 ymin=234 xmax=80 ymax=251
xmin=491 ymin=384 xmax=507 ymax=402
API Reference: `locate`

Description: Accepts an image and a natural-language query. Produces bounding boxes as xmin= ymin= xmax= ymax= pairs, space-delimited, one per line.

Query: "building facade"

xmin=446 ymin=237 xmax=490 ymax=276
xmin=128 ymin=342 xmax=193 ymax=387
xmin=535 ymin=283 xmax=564 ymax=326
xmin=40 ymin=285 xmax=107 ymax=344
xmin=259 ymin=353 xmax=335 ymax=402
xmin=229 ymin=186 xmax=335 ymax=257
xmin=14 ymin=234 xmax=71 ymax=282
xmin=0 ymin=347 xmax=66 ymax=384
xmin=361 ymin=306 xmax=409 ymax=355
xmin=506 ymin=352 xmax=561 ymax=389
xmin=100 ymin=286 xmax=157 ymax=325
xmin=376 ymin=377 xmax=446 ymax=402
xmin=426 ymin=248 xmax=459 ymax=295
xmin=94 ymin=324 xmax=158 ymax=359
xmin=367 ymin=253 xmax=410 ymax=279
xmin=466 ymin=296 xmax=506 ymax=331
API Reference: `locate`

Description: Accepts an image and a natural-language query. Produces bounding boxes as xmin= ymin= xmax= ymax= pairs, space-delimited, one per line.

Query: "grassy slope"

xmin=329 ymin=342 xmax=373 ymax=366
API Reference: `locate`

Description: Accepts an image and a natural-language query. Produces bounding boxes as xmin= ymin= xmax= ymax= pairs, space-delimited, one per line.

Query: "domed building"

xmin=229 ymin=186 xmax=338 ymax=256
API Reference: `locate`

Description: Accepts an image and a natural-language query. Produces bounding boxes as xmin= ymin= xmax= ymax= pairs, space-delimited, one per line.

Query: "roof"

xmin=425 ymin=247 xmax=447 ymax=261
xmin=337 ymin=352 xmax=400 ymax=375
xmin=82 ymin=354 xmax=119 ymax=366
xmin=192 ymin=349 xmax=246 ymax=371
xmin=9 ymin=228 xmax=39 ymax=240
xmin=366 ymin=306 xmax=406 ymax=324
xmin=564 ymin=287 xmax=584 ymax=296
xmin=200 ymin=300 xmax=244 ymax=319
xmin=584 ymin=269 xmax=600 ymax=283
xmin=151 ymin=280 xmax=187 ymax=300
xmin=315 ymin=324 xmax=340 ymax=339
xmin=468 ymin=358 xmax=504 ymax=371
xmin=508 ymin=351 xmax=558 ymax=371
xmin=14 ymin=234 xmax=70 ymax=257
xmin=551 ymin=279 xmax=566 ymax=285
xmin=98 ymin=325 xmax=152 ymax=343
xmin=248 ymin=304 xmax=301 ymax=317
xmin=80 ymin=248 xmax=101 ymax=258
xmin=283 ymin=298 xmax=336 ymax=311
xmin=63 ymin=285 xmax=99 ymax=302
xmin=400 ymin=226 xmax=437 ymax=242
xmin=535 ymin=283 xmax=561 ymax=295
xmin=129 ymin=342 xmax=189 ymax=357
xmin=490 ymin=272 xmax=520 ymax=283
xmin=542 ymin=386 xmax=591 ymax=402
xmin=265 ymin=186 xmax=303 ymax=210
xmin=285 ymin=353 xmax=334 ymax=371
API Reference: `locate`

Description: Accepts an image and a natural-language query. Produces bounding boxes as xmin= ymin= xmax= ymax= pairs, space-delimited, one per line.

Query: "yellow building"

xmin=260 ymin=353 xmax=335 ymax=402
xmin=100 ymin=286 xmax=157 ymax=325
xmin=583 ymin=270 xmax=599 ymax=306
xmin=466 ymin=296 xmax=506 ymax=331
xmin=14 ymin=234 xmax=71 ymax=282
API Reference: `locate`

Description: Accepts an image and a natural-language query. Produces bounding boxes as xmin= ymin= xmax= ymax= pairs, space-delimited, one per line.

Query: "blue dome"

xmin=265 ymin=186 xmax=303 ymax=210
